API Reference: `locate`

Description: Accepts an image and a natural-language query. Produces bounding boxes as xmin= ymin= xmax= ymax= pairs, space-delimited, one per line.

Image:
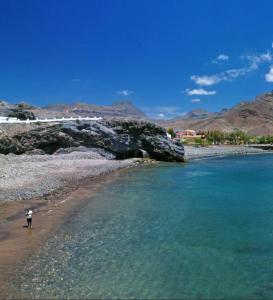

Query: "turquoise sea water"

xmin=15 ymin=155 xmax=273 ymax=299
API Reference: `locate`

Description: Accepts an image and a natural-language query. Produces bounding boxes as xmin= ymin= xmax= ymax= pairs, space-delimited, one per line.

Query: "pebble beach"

xmin=184 ymin=145 xmax=269 ymax=160
xmin=0 ymin=150 xmax=141 ymax=204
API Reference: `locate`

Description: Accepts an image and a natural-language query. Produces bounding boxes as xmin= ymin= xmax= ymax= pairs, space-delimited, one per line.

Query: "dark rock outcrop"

xmin=7 ymin=109 xmax=36 ymax=120
xmin=15 ymin=102 xmax=36 ymax=110
xmin=0 ymin=134 xmax=24 ymax=154
xmin=0 ymin=119 xmax=184 ymax=161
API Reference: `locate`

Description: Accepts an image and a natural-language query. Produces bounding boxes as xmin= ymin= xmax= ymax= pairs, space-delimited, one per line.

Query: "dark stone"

xmin=7 ymin=109 xmax=36 ymax=120
xmin=14 ymin=102 xmax=35 ymax=110
xmin=15 ymin=127 xmax=75 ymax=154
xmin=0 ymin=134 xmax=24 ymax=154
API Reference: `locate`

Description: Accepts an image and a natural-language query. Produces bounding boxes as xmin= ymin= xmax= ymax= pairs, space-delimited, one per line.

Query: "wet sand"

xmin=0 ymin=166 xmax=140 ymax=298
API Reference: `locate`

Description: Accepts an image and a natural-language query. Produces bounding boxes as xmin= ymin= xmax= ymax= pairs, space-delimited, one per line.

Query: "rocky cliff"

xmin=0 ymin=119 xmax=184 ymax=162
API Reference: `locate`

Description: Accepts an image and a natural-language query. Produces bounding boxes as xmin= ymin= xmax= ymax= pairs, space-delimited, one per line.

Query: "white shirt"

xmin=26 ymin=210 xmax=33 ymax=219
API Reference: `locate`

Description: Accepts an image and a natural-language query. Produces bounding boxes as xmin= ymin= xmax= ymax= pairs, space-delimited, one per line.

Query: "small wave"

xmin=184 ymin=171 xmax=213 ymax=177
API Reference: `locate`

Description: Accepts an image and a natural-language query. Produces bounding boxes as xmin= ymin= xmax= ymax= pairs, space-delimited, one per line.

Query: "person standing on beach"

xmin=26 ymin=208 xmax=33 ymax=229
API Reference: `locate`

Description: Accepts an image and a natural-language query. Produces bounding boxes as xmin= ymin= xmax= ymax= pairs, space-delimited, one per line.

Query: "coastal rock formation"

xmin=0 ymin=119 xmax=184 ymax=161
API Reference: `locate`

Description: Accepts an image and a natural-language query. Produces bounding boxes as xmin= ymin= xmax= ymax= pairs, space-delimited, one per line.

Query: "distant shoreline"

xmin=184 ymin=145 xmax=272 ymax=160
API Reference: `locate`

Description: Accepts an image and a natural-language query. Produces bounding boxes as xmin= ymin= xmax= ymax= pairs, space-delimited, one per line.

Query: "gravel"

xmin=184 ymin=145 xmax=269 ymax=160
xmin=0 ymin=151 xmax=139 ymax=203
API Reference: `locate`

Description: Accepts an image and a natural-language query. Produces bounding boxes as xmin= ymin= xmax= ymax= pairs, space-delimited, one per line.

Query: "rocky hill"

xmin=159 ymin=91 xmax=273 ymax=136
xmin=180 ymin=109 xmax=216 ymax=120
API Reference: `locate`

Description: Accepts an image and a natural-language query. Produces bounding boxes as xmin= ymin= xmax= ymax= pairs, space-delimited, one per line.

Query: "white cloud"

xmin=242 ymin=51 xmax=273 ymax=70
xmin=261 ymin=52 xmax=272 ymax=61
xmin=117 ymin=89 xmax=133 ymax=96
xmin=225 ymin=68 xmax=248 ymax=78
xmin=190 ymin=75 xmax=221 ymax=86
xmin=192 ymin=51 xmax=273 ymax=86
xmin=212 ymin=53 xmax=229 ymax=64
xmin=158 ymin=113 xmax=165 ymax=118
xmin=191 ymin=98 xmax=201 ymax=103
xmin=186 ymin=88 xmax=216 ymax=96
xmin=265 ymin=66 xmax=273 ymax=82
xmin=217 ymin=54 xmax=229 ymax=61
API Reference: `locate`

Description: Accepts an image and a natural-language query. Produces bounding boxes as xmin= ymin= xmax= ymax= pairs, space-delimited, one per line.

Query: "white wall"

xmin=0 ymin=116 xmax=103 ymax=124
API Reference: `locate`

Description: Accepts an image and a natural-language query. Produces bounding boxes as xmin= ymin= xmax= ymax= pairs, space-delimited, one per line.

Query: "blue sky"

xmin=0 ymin=0 xmax=273 ymax=119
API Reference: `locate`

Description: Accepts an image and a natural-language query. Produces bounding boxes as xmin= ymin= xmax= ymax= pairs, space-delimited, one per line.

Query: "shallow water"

xmin=14 ymin=155 xmax=273 ymax=299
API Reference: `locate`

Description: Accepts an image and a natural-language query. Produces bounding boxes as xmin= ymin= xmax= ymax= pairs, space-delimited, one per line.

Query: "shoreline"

xmin=0 ymin=155 xmax=149 ymax=297
xmin=1 ymin=146 xmax=271 ymax=297
xmin=184 ymin=145 xmax=272 ymax=160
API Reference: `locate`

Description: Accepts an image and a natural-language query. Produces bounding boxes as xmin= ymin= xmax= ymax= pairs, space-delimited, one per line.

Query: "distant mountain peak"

xmin=182 ymin=109 xmax=214 ymax=120
xmin=112 ymin=100 xmax=134 ymax=106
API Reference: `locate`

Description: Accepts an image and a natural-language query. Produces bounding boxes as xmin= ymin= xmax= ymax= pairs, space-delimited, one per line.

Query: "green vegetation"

xmin=254 ymin=135 xmax=273 ymax=144
xmin=194 ymin=137 xmax=205 ymax=145
xmin=170 ymin=128 xmax=273 ymax=145
xmin=206 ymin=130 xmax=250 ymax=145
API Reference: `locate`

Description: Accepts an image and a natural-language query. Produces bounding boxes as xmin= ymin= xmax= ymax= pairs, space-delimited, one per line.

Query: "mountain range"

xmin=2 ymin=91 xmax=273 ymax=136
xmin=157 ymin=91 xmax=273 ymax=136
xmin=0 ymin=100 xmax=146 ymax=120
xmin=42 ymin=101 xmax=146 ymax=119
